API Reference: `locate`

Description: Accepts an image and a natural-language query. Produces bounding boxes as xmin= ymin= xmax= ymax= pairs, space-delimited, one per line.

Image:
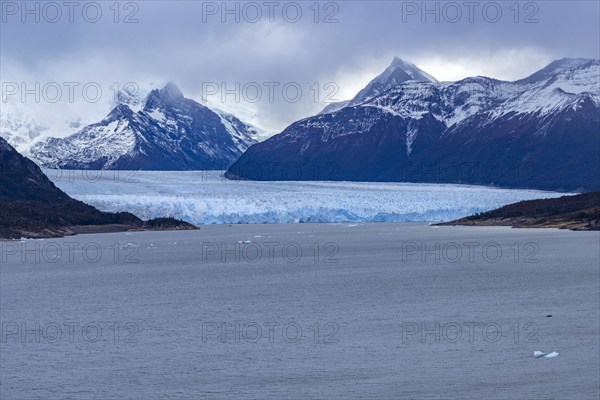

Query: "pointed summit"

xmin=30 ymin=79 xmax=268 ymax=171
xmin=389 ymin=56 xmax=415 ymax=68
xmin=348 ymin=58 xmax=437 ymax=106
xmin=144 ymin=81 xmax=185 ymax=109
xmin=386 ymin=57 xmax=438 ymax=82
xmin=159 ymin=81 xmax=184 ymax=101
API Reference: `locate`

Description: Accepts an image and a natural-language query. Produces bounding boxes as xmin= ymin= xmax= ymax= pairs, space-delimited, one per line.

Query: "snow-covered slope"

xmin=488 ymin=59 xmax=600 ymax=118
xmin=228 ymin=58 xmax=600 ymax=191
xmin=516 ymin=57 xmax=594 ymax=84
xmin=29 ymin=82 xmax=265 ymax=170
xmin=318 ymin=100 xmax=351 ymax=115
xmin=213 ymin=109 xmax=271 ymax=149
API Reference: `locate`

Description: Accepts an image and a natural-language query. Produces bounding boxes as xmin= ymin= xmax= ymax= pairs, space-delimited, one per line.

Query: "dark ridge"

xmin=439 ymin=192 xmax=600 ymax=231
xmin=0 ymin=137 xmax=197 ymax=239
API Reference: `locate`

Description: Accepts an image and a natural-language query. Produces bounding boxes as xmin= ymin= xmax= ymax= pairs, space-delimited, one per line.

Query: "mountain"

xmin=28 ymin=82 xmax=265 ymax=170
xmin=227 ymin=58 xmax=600 ymax=192
xmin=318 ymin=57 xmax=437 ymax=115
xmin=0 ymin=137 xmax=195 ymax=239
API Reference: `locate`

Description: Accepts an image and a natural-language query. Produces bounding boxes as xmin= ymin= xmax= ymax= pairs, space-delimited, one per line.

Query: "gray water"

xmin=1 ymin=223 xmax=599 ymax=399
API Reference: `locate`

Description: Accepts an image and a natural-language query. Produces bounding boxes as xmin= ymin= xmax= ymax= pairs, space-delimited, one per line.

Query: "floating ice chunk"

xmin=238 ymin=240 xmax=252 ymax=244
xmin=533 ymin=351 xmax=559 ymax=358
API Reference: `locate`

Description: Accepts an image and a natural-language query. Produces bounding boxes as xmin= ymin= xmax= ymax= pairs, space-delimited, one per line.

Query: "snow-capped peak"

xmin=389 ymin=57 xmax=439 ymax=83
xmin=348 ymin=57 xmax=438 ymax=106
xmin=144 ymin=82 xmax=186 ymax=108
xmin=518 ymin=57 xmax=595 ymax=84
xmin=29 ymin=82 xmax=271 ymax=170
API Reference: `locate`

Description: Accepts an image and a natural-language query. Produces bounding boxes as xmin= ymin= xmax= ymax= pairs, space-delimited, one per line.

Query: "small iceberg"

xmin=533 ymin=351 xmax=559 ymax=358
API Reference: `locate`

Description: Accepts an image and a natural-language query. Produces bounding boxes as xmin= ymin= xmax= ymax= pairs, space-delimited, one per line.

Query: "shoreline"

xmin=438 ymin=219 xmax=599 ymax=231
xmin=0 ymin=220 xmax=198 ymax=241
xmin=440 ymin=192 xmax=600 ymax=231
xmin=4 ymin=219 xmax=595 ymax=242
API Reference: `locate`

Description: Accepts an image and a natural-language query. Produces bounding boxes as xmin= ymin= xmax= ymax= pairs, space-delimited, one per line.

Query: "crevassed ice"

xmin=49 ymin=170 xmax=566 ymax=225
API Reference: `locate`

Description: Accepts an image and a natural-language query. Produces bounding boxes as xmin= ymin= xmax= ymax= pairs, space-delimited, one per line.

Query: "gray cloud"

xmin=1 ymin=1 xmax=598 ymax=133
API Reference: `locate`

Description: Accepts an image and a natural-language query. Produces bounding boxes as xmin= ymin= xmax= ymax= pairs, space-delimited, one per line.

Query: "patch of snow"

xmin=148 ymin=109 xmax=166 ymax=122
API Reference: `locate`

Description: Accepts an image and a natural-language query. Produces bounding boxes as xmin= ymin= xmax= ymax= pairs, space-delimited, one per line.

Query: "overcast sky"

xmin=1 ymin=0 xmax=599 ymax=134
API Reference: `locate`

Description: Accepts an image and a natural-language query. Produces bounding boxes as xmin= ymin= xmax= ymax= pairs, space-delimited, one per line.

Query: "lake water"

xmin=1 ymin=223 xmax=598 ymax=399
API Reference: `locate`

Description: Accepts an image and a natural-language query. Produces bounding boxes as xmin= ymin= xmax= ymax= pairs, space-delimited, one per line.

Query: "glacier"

xmin=46 ymin=170 xmax=567 ymax=225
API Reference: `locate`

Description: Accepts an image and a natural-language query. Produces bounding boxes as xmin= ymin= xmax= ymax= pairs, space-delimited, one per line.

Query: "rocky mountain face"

xmin=27 ymin=82 xmax=265 ymax=170
xmin=227 ymin=58 xmax=600 ymax=192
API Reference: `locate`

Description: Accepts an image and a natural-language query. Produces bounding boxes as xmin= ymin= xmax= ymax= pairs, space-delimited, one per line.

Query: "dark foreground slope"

xmin=0 ymin=137 xmax=196 ymax=239
xmin=440 ymin=192 xmax=600 ymax=231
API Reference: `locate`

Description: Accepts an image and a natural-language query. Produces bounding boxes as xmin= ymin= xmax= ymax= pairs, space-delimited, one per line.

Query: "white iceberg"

xmin=533 ymin=351 xmax=559 ymax=358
